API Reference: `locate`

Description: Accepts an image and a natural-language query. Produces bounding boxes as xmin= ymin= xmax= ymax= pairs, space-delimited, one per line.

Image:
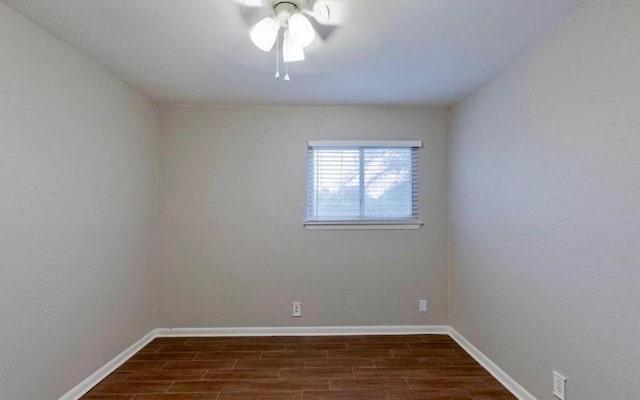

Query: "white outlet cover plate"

xmin=292 ymin=302 xmax=302 ymax=317
xmin=419 ymin=299 xmax=428 ymax=312
xmin=553 ymin=371 xmax=566 ymax=399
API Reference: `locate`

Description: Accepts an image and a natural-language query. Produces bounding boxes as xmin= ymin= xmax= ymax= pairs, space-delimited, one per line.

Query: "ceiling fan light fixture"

xmin=283 ymin=29 xmax=305 ymax=63
xmin=288 ymin=12 xmax=315 ymax=48
xmin=250 ymin=17 xmax=280 ymax=51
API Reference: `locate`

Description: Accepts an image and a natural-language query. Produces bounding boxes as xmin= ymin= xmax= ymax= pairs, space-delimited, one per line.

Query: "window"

xmin=305 ymin=140 xmax=422 ymax=230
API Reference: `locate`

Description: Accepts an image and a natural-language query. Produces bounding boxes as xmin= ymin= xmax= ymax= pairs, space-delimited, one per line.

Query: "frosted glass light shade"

xmin=250 ymin=17 xmax=280 ymax=51
xmin=288 ymin=13 xmax=315 ymax=48
xmin=283 ymin=30 xmax=305 ymax=62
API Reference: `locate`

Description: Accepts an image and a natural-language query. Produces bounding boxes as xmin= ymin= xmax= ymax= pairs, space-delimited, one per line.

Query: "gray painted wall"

xmin=449 ymin=1 xmax=640 ymax=399
xmin=0 ymin=3 xmax=158 ymax=399
xmin=157 ymin=105 xmax=449 ymax=328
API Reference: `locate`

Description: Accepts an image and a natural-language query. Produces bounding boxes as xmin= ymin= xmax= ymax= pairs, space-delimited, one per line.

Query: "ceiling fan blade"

xmin=307 ymin=0 xmax=347 ymax=26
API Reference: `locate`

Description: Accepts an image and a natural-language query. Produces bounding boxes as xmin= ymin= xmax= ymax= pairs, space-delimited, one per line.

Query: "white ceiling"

xmin=5 ymin=0 xmax=583 ymax=105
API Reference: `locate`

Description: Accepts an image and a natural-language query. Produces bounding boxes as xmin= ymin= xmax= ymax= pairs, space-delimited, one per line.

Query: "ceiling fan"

xmin=238 ymin=0 xmax=343 ymax=81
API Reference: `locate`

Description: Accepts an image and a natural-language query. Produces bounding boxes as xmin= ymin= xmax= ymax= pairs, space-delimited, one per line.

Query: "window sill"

xmin=304 ymin=221 xmax=423 ymax=231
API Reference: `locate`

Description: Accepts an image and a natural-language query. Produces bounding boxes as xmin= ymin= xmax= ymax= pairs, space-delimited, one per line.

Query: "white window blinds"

xmin=306 ymin=141 xmax=421 ymax=222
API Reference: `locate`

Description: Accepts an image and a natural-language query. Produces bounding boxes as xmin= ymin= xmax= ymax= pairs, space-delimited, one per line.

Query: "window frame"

xmin=304 ymin=140 xmax=423 ymax=231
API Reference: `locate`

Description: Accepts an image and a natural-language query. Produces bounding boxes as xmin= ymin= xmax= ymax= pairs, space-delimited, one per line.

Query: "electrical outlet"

xmin=553 ymin=371 xmax=566 ymax=399
xmin=419 ymin=299 xmax=428 ymax=313
xmin=292 ymin=302 xmax=302 ymax=317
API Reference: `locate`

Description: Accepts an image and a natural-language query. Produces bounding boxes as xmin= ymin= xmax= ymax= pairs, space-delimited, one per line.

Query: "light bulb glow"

xmin=288 ymin=13 xmax=315 ymax=48
xmin=250 ymin=17 xmax=280 ymax=51
xmin=283 ymin=30 xmax=305 ymax=63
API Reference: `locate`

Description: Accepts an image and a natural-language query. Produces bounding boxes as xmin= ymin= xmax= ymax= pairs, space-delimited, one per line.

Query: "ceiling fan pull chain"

xmin=284 ymin=61 xmax=290 ymax=82
xmin=275 ymin=33 xmax=280 ymax=79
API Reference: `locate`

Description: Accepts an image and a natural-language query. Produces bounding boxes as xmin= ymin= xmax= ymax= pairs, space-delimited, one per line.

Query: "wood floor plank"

xmin=194 ymin=351 xmax=261 ymax=360
xmin=303 ymin=390 xmax=387 ymax=399
xmin=162 ymin=360 xmax=236 ymax=370
xmin=329 ymin=377 xmax=409 ymax=390
xmin=222 ymin=344 xmax=286 ymax=351
xmin=118 ymin=362 xmax=167 ymax=371
xmin=279 ymin=367 xmax=354 ymax=378
xmin=392 ymin=349 xmax=460 ymax=358
xmin=262 ymin=350 xmax=327 ymax=359
xmin=81 ymin=335 xmax=516 ymax=400
xmin=234 ymin=359 xmax=305 ymax=369
xmin=304 ymin=359 xmax=374 ymax=368
xmin=347 ymin=343 xmax=410 ymax=350
xmin=167 ymin=380 xmax=251 ymax=393
xmin=125 ymin=369 xmax=207 ymax=381
xmin=248 ymin=378 xmax=330 ymax=391
xmin=353 ymin=367 xmax=433 ymax=378
xmin=139 ymin=344 xmax=163 ymax=353
xmin=327 ymin=350 xmax=392 ymax=359
xmin=204 ymin=369 xmax=280 ymax=380
xmin=362 ymin=335 xmax=425 ymax=343
xmin=385 ymin=389 xmax=473 ymax=400
xmin=217 ymin=392 xmax=302 ymax=400
xmin=285 ymin=343 xmax=348 ymax=351
xmin=373 ymin=358 xmax=443 ymax=368
xmin=132 ymin=395 xmax=219 ymax=400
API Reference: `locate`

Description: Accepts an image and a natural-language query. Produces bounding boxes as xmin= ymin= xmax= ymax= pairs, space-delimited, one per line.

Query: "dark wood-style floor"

xmin=81 ymin=334 xmax=516 ymax=400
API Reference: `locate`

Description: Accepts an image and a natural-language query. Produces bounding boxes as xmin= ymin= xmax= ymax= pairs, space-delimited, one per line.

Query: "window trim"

xmin=304 ymin=220 xmax=423 ymax=230
xmin=305 ymin=140 xmax=423 ymax=230
xmin=308 ymin=140 xmax=424 ymax=148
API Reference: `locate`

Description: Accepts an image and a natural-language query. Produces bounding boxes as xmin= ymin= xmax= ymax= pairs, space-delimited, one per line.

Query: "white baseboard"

xmin=448 ymin=327 xmax=537 ymax=400
xmin=58 ymin=329 xmax=160 ymax=400
xmin=156 ymin=325 xmax=450 ymax=337
xmin=59 ymin=325 xmax=533 ymax=400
